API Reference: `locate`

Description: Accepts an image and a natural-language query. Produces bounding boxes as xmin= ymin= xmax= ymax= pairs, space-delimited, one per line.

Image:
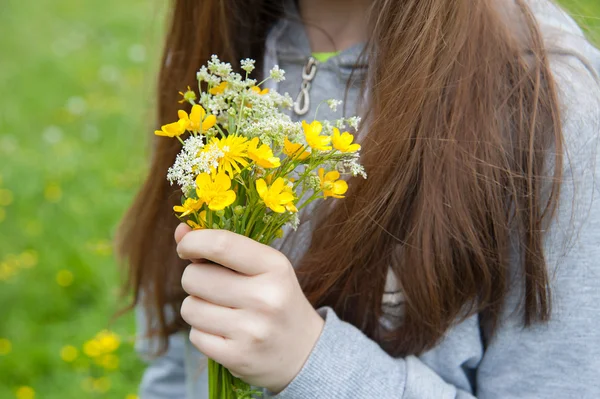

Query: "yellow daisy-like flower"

xmin=209 ymin=81 xmax=228 ymax=95
xmin=178 ymin=86 xmax=197 ymax=104
xmin=247 ymin=137 xmax=281 ymax=168
xmin=186 ymin=211 xmax=207 ymax=230
xmin=154 ymin=119 xmax=187 ymax=138
xmin=207 ymin=135 xmax=249 ymax=177
xmin=318 ymin=168 xmax=348 ymax=199
xmin=173 ymin=198 xmax=203 ymax=217
xmin=302 ymin=120 xmax=332 ymax=151
xmin=196 ymin=172 xmax=236 ymax=211
xmin=256 ymin=178 xmax=296 ymax=213
xmin=178 ymin=104 xmax=217 ymax=133
xmin=332 ymin=128 xmax=361 ymax=153
xmin=283 ymin=137 xmax=310 ymax=160
xmin=250 ymin=86 xmax=269 ymax=95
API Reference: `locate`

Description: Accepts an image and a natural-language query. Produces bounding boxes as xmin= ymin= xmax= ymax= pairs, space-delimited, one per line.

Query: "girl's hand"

xmin=175 ymin=224 xmax=325 ymax=393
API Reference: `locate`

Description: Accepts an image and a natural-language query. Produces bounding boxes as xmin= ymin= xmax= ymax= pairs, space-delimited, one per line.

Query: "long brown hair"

xmin=118 ymin=0 xmax=563 ymax=356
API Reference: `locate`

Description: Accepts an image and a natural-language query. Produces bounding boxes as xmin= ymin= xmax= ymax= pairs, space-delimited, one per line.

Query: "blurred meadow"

xmin=0 ymin=1 xmax=598 ymax=398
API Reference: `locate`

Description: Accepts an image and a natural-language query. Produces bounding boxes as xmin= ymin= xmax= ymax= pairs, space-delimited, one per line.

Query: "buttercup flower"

xmin=319 ymin=168 xmax=348 ymax=199
xmin=178 ymin=86 xmax=197 ymax=103
xmin=178 ymin=104 xmax=217 ymax=133
xmin=209 ymin=82 xmax=228 ymax=95
xmin=256 ymin=178 xmax=296 ymax=213
xmin=187 ymin=211 xmax=207 ymax=230
xmin=303 ymin=120 xmax=332 ymax=151
xmin=332 ymin=128 xmax=361 ymax=153
xmin=250 ymin=86 xmax=269 ymax=95
xmin=154 ymin=119 xmax=187 ymax=138
xmin=247 ymin=137 xmax=280 ymax=168
xmin=206 ymin=135 xmax=249 ymax=177
xmin=196 ymin=172 xmax=236 ymax=211
xmin=173 ymin=197 xmax=203 ymax=217
xmin=283 ymin=137 xmax=310 ymax=160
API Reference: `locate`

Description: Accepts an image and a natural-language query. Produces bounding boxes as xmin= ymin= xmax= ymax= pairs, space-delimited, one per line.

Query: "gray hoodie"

xmin=136 ymin=1 xmax=600 ymax=398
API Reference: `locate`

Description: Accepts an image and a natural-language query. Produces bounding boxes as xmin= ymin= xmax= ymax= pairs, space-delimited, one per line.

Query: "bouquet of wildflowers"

xmin=155 ymin=55 xmax=366 ymax=398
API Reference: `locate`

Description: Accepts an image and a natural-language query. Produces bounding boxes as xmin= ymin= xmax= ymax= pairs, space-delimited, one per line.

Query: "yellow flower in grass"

xmin=250 ymin=86 xmax=269 ymax=95
xmin=209 ymin=81 xmax=228 ymax=95
xmin=60 ymin=345 xmax=79 ymax=362
xmin=247 ymin=137 xmax=281 ymax=168
xmin=178 ymin=104 xmax=217 ymax=133
xmin=256 ymin=178 xmax=296 ymax=213
xmin=332 ymin=128 xmax=361 ymax=153
xmin=154 ymin=119 xmax=187 ymax=138
xmin=196 ymin=173 xmax=236 ymax=211
xmin=173 ymin=197 xmax=203 ymax=217
xmin=207 ymin=135 xmax=249 ymax=177
xmin=0 ymin=338 xmax=12 ymax=355
xmin=303 ymin=120 xmax=332 ymax=151
xmin=96 ymin=353 xmax=119 ymax=370
xmin=178 ymin=86 xmax=197 ymax=103
xmin=16 ymin=386 xmax=35 ymax=399
xmin=283 ymin=137 xmax=310 ymax=160
xmin=319 ymin=168 xmax=348 ymax=199
xmin=186 ymin=211 xmax=207 ymax=230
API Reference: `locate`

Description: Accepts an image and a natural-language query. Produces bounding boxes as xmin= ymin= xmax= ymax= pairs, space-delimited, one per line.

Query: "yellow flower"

xmin=0 ymin=338 xmax=12 ymax=355
xmin=0 ymin=189 xmax=13 ymax=206
xmin=56 ymin=270 xmax=74 ymax=287
xmin=154 ymin=119 xmax=187 ymax=138
xmin=83 ymin=340 xmax=102 ymax=357
xmin=126 ymin=395 xmax=139 ymax=399
xmin=96 ymin=353 xmax=119 ymax=370
xmin=93 ymin=376 xmax=111 ymax=393
xmin=282 ymin=184 xmax=298 ymax=213
xmin=178 ymin=86 xmax=197 ymax=103
xmin=283 ymin=137 xmax=310 ymax=160
xmin=207 ymin=135 xmax=249 ymax=177
xmin=247 ymin=137 xmax=281 ymax=168
xmin=319 ymin=168 xmax=348 ymax=199
xmin=250 ymin=86 xmax=269 ymax=95
xmin=209 ymin=81 xmax=228 ymax=95
xmin=16 ymin=386 xmax=35 ymax=399
xmin=256 ymin=178 xmax=296 ymax=213
xmin=96 ymin=330 xmax=120 ymax=352
xmin=195 ymin=172 xmax=236 ymax=211
xmin=60 ymin=345 xmax=79 ymax=362
xmin=186 ymin=211 xmax=207 ymax=230
xmin=173 ymin=197 xmax=203 ymax=217
xmin=332 ymin=128 xmax=361 ymax=153
xmin=302 ymin=120 xmax=332 ymax=151
xmin=178 ymin=104 xmax=217 ymax=133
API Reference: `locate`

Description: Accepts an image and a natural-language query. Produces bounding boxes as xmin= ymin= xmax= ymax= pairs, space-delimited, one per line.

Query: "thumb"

xmin=174 ymin=223 xmax=192 ymax=244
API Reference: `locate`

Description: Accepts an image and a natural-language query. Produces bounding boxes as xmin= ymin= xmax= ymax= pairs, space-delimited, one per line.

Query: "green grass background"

xmin=0 ymin=1 xmax=598 ymax=398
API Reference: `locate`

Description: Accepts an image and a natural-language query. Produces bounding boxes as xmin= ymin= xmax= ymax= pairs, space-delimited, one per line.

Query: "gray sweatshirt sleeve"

xmin=272 ymin=33 xmax=600 ymax=399
xmin=135 ymin=305 xmax=188 ymax=399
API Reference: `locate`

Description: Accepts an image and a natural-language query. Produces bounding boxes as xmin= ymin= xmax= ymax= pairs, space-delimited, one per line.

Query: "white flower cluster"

xmin=269 ymin=65 xmax=285 ymax=82
xmin=167 ymin=135 xmax=224 ymax=195
xmin=195 ymin=56 xmax=299 ymax=149
xmin=327 ymin=99 xmax=343 ymax=112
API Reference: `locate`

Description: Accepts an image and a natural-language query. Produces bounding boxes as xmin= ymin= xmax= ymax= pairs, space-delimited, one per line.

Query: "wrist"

xmin=268 ymin=306 xmax=325 ymax=393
